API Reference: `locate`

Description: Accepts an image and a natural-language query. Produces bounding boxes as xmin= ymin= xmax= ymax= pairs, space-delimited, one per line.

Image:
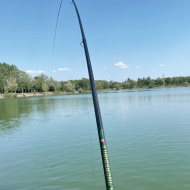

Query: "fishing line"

xmin=86 ymin=98 xmax=98 ymax=190
xmin=71 ymin=1 xmax=114 ymax=188
xmin=52 ymin=0 xmax=64 ymax=55
xmin=53 ymin=1 xmax=113 ymax=189
xmin=75 ymin=42 xmax=97 ymax=189
xmin=53 ymin=1 xmax=97 ymax=188
xmin=79 ymin=31 xmax=96 ymax=189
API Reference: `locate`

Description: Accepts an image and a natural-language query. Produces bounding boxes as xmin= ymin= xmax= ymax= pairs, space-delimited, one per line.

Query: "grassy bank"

xmin=0 ymin=91 xmax=87 ymax=99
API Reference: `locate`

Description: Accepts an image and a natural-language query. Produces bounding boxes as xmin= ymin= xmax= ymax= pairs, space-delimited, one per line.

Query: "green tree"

xmin=33 ymin=74 xmax=49 ymax=92
xmin=0 ymin=62 xmax=19 ymax=93
xmin=64 ymin=81 xmax=75 ymax=93
xmin=48 ymin=77 xmax=61 ymax=92
xmin=4 ymin=77 xmax=18 ymax=93
xmin=17 ymin=71 xmax=33 ymax=93
xmin=109 ymin=81 xmax=114 ymax=89
xmin=155 ymin=78 xmax=165 ymax=86
xmin=112 ymin=82 xmax=121 ymax=90
xmin=137 ymin=78 xmax=143 ymax=88
xmin=95 ymin=81 xmax=103 ymax=90
xmin=165 ymin=77 xmax=173 ymax=86
xmin=78 ymin=78 xmax=90 ymax=91
xmin=122 ymin=81 xmax=130 ymax=89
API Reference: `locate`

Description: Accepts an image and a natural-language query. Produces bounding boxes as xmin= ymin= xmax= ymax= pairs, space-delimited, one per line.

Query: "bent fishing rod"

xmin=71 ymin=0 xmax=114 ymax=189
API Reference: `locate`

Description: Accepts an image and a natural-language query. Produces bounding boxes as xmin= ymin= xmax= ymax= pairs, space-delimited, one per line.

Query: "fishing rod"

xmin=71 ymin=1 xmax=114 ymax=189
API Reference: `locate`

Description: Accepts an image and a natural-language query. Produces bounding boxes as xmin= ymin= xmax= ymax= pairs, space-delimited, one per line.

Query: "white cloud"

xmin=26 ymin=70 xmax=44 ymax=74
xmin=160 ymin=64 xmax=165 ymax=67
xmin=136 ymin=66 xmax=140 ymax=69
xmin=52 ymin=70 xmax=56 ymax=73
xmin=115 ymin=62 xmax=128 ymax=69
xmin=58 ymin=68 xmax=71 ymax=71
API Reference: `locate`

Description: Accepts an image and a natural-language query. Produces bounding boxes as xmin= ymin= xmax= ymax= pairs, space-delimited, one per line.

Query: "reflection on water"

xmin=0 ymin=87 xmax=190 ymax=190
xmin=0 ymin=95 xmax=89 ymax=133
xmin=0 ymin=97 xmax=51 ymax=134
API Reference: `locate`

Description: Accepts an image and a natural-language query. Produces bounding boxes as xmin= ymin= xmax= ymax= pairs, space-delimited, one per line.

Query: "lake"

xmin=0 ymin=87 xmax=190 ymax=190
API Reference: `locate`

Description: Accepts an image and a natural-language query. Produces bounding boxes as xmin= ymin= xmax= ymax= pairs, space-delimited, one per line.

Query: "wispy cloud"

xmin=52 ymin=70 xmax=56 ymax=73
xmin=26 ymin=70 xmax=44 ymax=74
xmin=136 ymin=66 xmax=141 ymax=69
xmin=160 ymin=64 xmax=165 ymax=67
xmin=115 ymin=61 xmax=128 ymax=69
xmin=58 ymin=68 xmax=71 ymax=71
xmin=102 ymin=66 xmax=107 ymax=70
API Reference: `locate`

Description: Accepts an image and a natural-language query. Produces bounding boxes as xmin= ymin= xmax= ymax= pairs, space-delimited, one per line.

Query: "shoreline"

xmin=0 ymin=85 xmax=189 ymax=99
xmin=0 ymin=91 xmax=82 ymax=99
xmin=0 ymin=92 xmax=44 ymax=99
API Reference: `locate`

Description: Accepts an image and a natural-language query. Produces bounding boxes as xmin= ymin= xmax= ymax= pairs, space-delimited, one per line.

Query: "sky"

xmin=0 ymin=0 xmax=190 ymax=82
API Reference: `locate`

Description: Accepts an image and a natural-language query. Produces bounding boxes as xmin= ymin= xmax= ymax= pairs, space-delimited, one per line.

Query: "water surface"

xmin=0 ymin=87 xmax=190 ymax=190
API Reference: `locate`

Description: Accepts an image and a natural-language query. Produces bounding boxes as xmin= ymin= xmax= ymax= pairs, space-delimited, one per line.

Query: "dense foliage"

xmin=1 ymin=62 xmax=190 ymax=94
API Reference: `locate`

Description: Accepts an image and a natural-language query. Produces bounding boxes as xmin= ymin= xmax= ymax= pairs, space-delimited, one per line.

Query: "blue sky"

xmin=0 ymin=0 xmax=190 ymax=82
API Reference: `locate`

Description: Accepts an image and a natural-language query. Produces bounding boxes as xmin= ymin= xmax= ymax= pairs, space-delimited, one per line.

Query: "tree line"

xmin=1 ymin=62 xmax=190 ymax=94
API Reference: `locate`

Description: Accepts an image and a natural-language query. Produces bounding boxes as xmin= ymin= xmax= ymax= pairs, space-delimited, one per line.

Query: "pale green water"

xmin=0 ymin=87 xmax=190 ymax=190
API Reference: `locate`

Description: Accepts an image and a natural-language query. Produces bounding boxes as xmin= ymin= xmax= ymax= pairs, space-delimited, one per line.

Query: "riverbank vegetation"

xmin=1 ymin=62 xmax=190 ymax=98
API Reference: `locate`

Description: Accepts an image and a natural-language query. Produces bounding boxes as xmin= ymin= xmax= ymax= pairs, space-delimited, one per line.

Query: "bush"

xmin=4 ymin=93 xmax=15 ymax=98
xmin=78 ymin=88 xmax=83 ymax=93
xmin=13 ymin=93 xmax=17 ymax=98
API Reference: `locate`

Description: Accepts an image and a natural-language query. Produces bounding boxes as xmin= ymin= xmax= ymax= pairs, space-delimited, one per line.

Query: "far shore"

xmin=0 ymin=92 xmax=42 ymax=99
xmin=0 ymin=85 xmax=190 ymax=99
xmin=0 ymin=91 xmax=82 ymax=99
xmin=0 ymin=92 xmax=52 ymax=99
